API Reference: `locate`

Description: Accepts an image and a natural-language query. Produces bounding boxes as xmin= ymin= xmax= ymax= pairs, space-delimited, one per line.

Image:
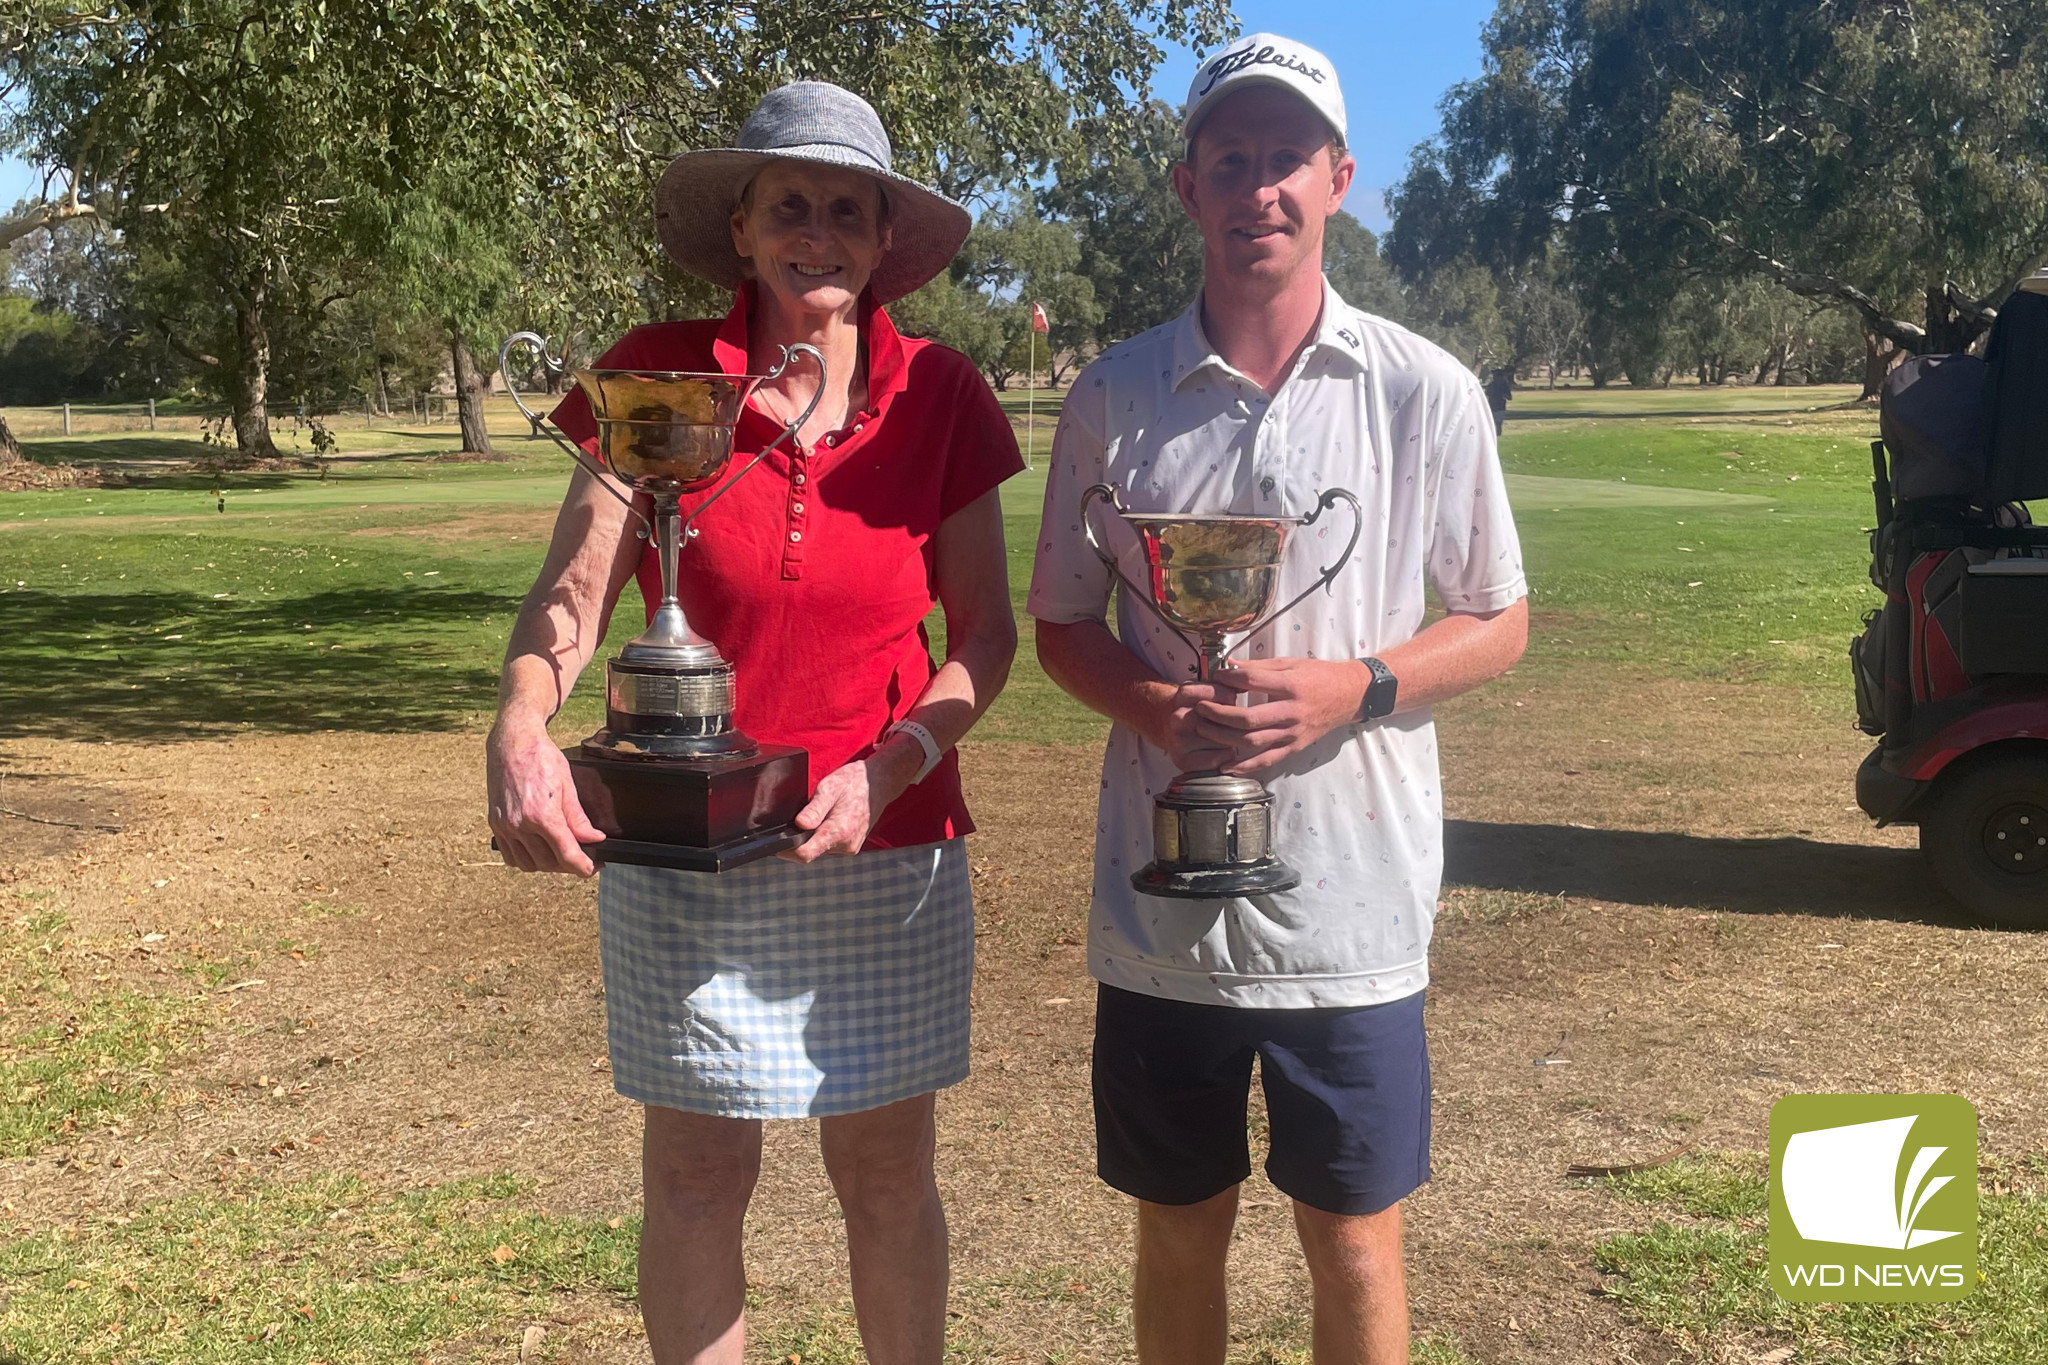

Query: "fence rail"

xmin=0 ymin=394 xmax=543 ymax=440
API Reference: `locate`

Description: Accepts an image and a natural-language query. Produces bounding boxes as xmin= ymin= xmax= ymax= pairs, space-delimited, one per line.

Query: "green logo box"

xmin=1769 ymin=1093 xmax=1977 ymax=1303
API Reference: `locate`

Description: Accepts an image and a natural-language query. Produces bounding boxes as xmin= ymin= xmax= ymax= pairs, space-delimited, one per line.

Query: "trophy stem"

xmin=659 ymin=493 xmax=683 ymax=616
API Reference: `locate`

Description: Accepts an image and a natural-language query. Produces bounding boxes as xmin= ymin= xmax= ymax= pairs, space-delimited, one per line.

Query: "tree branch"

xmin=0 ymin=195 xmax=97 ymax=250
xmin=1662 ymin=207 xmax=1926 ymax=349
xmin=151 ymin=317 xmax=221 ymax=372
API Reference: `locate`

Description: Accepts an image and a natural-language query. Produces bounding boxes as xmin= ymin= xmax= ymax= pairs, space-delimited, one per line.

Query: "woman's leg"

xmin=639 ymin=1105 xmax=764 ymax=1365
xmin=819 ymin=1092 xmax=948 ymax=1365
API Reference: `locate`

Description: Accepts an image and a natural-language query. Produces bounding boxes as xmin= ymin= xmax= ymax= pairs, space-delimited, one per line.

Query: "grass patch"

xmin=0 ymin=897 xmax=201 ymax=1156
xmin=1593 ymin=1152 xmax=2048 ymax=1362
xmin=0 ymin=1172 xmax=637 ymax=1364
xmin=1 ymin=388 xmax=1904 ymax=747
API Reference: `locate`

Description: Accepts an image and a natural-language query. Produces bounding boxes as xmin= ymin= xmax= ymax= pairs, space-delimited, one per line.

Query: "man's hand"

xmin=487 ymin=716 xmax=605 ymax=876
xmin=1157 ymin=680 xmax=1244 ymax=772
xmin=781 ymin=740 xmax=922 ymax=863
xmin=1191 ymin=657 xmax=1369 ymax=777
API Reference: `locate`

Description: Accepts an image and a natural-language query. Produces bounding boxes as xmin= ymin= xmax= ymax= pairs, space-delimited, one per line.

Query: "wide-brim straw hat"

xmin=654 ymin=81 xmax=971 ymax=306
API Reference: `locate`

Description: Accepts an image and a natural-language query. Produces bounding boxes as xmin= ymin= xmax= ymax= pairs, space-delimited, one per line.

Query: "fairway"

xmin=4 ymin=386 xmax=2045 ymax=1365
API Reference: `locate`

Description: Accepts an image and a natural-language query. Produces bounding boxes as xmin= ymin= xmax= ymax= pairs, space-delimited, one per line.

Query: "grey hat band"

xmin=738 ymin=140 xmax=890 ymax=175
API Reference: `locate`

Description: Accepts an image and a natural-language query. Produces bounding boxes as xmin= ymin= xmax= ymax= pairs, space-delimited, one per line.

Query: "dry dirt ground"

xmin=4 ymin=654 xmax=2045 ymax=1364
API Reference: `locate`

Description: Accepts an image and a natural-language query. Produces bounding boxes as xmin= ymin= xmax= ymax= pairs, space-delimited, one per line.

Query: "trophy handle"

xmin=1218 ymin=487 xmax=1364 ymax=668
xmin=677 ymin=342 xmax=827 ymax=544
xmin=498 ymin=330 xmax=654 ymax=535
xmin=1080 ymin=483 xmax=1207 ymax=674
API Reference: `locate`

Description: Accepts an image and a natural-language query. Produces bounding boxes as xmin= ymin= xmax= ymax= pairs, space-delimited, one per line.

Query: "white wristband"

xmin=886 ymin=719 xmax=945 ymax=783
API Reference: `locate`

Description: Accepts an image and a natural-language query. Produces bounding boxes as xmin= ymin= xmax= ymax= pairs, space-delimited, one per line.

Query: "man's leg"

xmin=1257 ymin=991 xmax=1431 ymax=1365
xmin=1134 ymin=1186 xmax=1240 ymax=1365
xmin=639 ymin=1106 xmax=763 ymax=1365
xmin=820 ymin=1092 xmax=948 ymax=1365
xmin=1294 ymin=1199 xmax=1408 ymax=1365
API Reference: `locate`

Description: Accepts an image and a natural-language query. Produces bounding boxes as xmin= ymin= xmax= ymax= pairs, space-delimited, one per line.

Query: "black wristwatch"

xmin=1357 ymin=656 xmax=1398 ymax=722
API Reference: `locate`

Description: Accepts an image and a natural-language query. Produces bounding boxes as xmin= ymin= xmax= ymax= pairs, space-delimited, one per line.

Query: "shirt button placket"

xmin=783 ymin=446 xmax=809 ymax=579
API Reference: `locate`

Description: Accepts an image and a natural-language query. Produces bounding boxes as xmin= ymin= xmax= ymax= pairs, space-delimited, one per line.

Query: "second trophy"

xmin=500 ymin=331 xmax=825 ymax=871
xmin=1082 ymin=483 xmax=1362 ymax=899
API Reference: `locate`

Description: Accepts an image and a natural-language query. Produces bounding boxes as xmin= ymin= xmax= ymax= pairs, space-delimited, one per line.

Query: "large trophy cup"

xmin=1082 ymin=484 xmax=1362 ymax=899
xmin=500 ymin=332 xmax=824 ymax=871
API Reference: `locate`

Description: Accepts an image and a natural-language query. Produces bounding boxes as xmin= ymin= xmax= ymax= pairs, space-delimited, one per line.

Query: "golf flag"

xmin=1031 ymin=301 xmax=1049 ymax=333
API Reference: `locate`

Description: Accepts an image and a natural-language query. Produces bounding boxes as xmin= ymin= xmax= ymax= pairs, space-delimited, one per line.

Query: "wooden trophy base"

xmin=566 ymin=742 xmax=809 ymax=872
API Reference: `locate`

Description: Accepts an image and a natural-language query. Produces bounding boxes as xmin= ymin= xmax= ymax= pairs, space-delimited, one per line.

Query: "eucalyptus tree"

xmin=2 ymin=0 xmax=1233 ymax=462
xmin=1387 ymin=0 xmax=2048 ymax=357
xmin=1041 ymin=103 xmax=1207 ymax=346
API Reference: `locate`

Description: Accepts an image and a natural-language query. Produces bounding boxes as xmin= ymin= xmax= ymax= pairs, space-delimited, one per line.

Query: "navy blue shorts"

xmin=1092 ymin=984 xmax=1431 ymax=1216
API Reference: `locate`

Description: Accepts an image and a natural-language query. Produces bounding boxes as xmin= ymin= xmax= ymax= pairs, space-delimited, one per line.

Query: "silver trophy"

xmin=500 ymin=332 xmax=824 ymax=870
xmin=1083 ymin=483 xmax=1363 ymax=898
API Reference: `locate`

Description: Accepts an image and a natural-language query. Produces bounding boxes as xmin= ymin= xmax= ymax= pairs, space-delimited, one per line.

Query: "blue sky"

xmin=1 ymin=3 xmax=1496 ymax=235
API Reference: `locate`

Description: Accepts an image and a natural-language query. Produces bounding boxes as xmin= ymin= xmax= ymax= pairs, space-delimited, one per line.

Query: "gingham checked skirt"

xmin=596 ymin=839 xmax=973 ymax=1118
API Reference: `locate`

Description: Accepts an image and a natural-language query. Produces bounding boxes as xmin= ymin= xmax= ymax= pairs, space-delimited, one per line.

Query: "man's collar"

xmin=711 ymin=281 xmax=909 ymax=409
xmin=1169 ymin=276 xmax=1367 ymax=392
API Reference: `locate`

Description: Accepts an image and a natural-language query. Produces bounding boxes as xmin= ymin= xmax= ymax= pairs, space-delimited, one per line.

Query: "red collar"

xmin=711 ymin=281 xmax=908 ymax=416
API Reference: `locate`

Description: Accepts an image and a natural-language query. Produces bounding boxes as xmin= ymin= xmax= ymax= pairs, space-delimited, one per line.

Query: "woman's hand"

xmin=781 ymin=739 xmax=923 ymax=862
xmin=487 ymin=715 xmax=606 ymax=876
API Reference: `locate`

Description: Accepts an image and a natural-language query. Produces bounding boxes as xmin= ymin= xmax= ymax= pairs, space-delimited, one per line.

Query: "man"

xmin=1485 ymin=366 xmax=1515 ymax=432
xmin=1027 ymin=32 xmax=1527 ymax=1365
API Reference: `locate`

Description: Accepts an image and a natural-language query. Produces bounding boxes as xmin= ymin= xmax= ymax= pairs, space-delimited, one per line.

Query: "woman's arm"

xmin=486 ymin=466 xmax=647 ymax=875
xmin=785 ymin=486 xmax=1018 ymax=860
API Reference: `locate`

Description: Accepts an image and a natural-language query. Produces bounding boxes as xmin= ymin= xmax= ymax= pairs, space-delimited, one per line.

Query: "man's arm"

xmin=1190 ymin=599 xmax=1527 ymax=776
xmin=1035 ymin=618 xmax=1241 ymax=773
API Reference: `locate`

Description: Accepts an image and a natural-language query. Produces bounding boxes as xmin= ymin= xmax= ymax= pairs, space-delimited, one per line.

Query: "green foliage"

xmin=1 ymin=0 xmax=1234 ymax=457
xmin=960 ymin=199 xmax=1103 ymax=386
xmin=1041 ymin=103 xmax=1207 ymax=347
xmin=0 ymin=1172 xmax=638 ymax=1364
xmin=1389 ymin=0 xmax=2048 ymax=353
xmin=1323 ymin=211 xmax=1404 ymax=322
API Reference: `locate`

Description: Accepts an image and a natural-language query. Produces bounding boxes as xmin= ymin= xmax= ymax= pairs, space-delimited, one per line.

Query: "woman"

xmin=485 ymin=81 xmax=1021 ymax=1365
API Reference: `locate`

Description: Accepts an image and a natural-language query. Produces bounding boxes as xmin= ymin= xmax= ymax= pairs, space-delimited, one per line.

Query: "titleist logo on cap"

xmin=1197 ymin=43 xmax=1328 ymax=98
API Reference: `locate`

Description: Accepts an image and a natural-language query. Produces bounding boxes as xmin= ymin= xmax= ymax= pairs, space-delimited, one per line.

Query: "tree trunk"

xmin=0 ymin=413 xmax=20 ymax=464
xmin=450 ymin=324 xmax=497 ymax=457
xmin=1923 ymin=285 xmax=1993 ymax=356
xmin=230 ymin=275 xmax=280 ymax=464
xmin=1860 ymin=328 xmax=1902 ymax=401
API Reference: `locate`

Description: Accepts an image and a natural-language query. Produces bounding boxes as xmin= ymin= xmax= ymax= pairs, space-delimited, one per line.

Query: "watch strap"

xmin=887 ymin=719 xmax=945 ymax=783
xmin=1357 ymin=656 xmax=1398 ymax=722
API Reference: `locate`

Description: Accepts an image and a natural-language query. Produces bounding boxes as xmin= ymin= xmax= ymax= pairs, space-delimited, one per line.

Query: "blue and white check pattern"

xmin=597 ymin=839 xmax=973 ymax=1118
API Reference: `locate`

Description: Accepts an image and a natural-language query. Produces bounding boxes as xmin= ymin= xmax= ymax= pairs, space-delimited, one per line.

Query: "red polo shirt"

xmin=549 ymin=285 xmax=1023 ymax=848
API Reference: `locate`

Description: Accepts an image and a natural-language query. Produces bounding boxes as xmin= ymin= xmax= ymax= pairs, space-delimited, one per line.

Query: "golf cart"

xmin=1852 ymin=276 xmax=2048 ymax=927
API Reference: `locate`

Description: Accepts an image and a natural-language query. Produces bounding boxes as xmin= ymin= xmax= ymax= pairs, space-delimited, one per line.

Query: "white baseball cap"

xmin=1182 ymin=32 xmax=1347 ymax=149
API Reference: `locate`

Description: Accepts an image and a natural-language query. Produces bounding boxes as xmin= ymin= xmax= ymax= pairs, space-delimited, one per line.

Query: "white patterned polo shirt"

xmin=1026 ymin=280 xmax=1526 ymax=1009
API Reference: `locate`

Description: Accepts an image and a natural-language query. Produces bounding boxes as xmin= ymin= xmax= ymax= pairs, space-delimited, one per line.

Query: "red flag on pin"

xmin=1030 ymin=301 xmax=1049 ymax=334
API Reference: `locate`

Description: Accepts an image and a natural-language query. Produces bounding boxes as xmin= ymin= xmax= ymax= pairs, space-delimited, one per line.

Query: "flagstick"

xmin=1025 ymin=323 xmax=1036 ymax=471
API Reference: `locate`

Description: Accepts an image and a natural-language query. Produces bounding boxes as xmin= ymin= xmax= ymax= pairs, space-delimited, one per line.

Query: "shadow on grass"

xmin=0 ymin=586 xmax=518 ymax=740
xmin=1444 ymin=819 xmax=1972 ymax=927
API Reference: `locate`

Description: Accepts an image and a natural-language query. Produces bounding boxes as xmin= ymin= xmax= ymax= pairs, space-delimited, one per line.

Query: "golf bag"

xmin=1854 ymin=286 xmax=2048 ymax=743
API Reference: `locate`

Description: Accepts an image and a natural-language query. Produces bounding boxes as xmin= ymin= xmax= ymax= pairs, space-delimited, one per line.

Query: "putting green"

xmin=1505 ymin=473 xmax=1773 ymax=509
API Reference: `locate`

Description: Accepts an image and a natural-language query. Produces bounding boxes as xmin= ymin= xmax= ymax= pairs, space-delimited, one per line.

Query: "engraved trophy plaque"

xmin=1082 ymin=483 xmax=1362 ymax=899
xmin=500 ymin=331 xmax=825 ymax=871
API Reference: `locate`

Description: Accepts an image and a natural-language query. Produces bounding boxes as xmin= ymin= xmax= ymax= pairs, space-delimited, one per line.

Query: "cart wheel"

xmin=1920 ymin=752 xmax=2048 ymax=929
